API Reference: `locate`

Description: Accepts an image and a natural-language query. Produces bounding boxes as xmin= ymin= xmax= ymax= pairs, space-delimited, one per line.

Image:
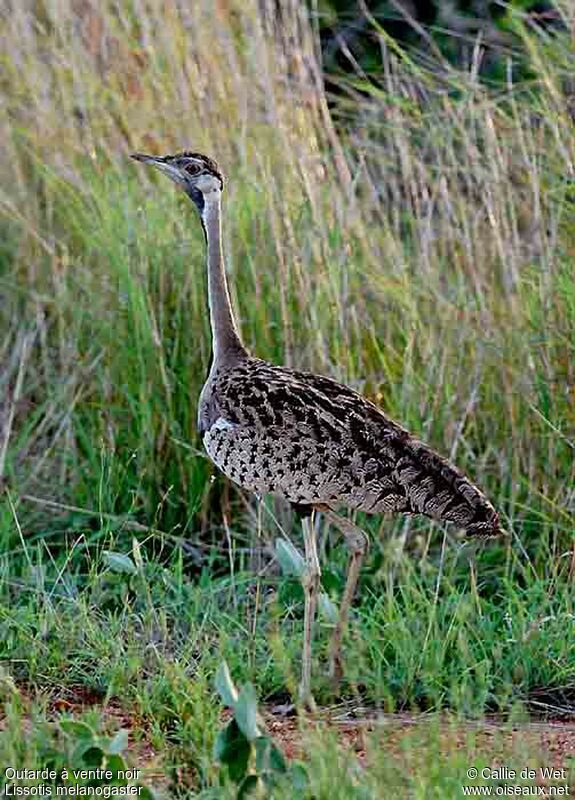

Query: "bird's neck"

xmin=202 ymin=194 xmax=246 ymax=366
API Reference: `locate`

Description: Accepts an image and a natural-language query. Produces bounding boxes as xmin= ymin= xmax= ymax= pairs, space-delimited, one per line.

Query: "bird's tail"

xmin=402 ymin=439 xmax=501 ymax=538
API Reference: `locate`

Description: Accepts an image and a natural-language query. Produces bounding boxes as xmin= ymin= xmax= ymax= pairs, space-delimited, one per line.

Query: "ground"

xmin=3 ymin=683 xmax=575 ymax=795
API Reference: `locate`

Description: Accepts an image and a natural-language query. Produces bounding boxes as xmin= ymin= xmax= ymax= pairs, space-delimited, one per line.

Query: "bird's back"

xmin=199 ymin=357 xmax=500 ymax=537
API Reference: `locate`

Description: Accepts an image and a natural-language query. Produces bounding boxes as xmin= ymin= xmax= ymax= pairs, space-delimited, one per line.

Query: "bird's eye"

xmin=183 ymin=162 xmax=201 ymax=175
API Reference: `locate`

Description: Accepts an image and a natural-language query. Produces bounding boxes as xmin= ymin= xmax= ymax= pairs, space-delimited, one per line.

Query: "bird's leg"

xmin=299 ymin=513 xmax=321 ymax=711
xmin=315 ymin=505 xmax=369 ymax=685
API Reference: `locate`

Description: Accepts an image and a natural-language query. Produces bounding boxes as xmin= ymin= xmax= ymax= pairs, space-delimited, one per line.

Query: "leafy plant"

xmin=3 ymin=713 xmax=154 ymax=798
xmin=213 ymin=662 xmax=308 ymax=798
xmin=275 ymin=538 xmax=338 ymax=623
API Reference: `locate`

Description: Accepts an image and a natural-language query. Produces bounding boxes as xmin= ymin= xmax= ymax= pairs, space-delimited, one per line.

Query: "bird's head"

xmin=130 ymin=150 xmax=224 ymax=216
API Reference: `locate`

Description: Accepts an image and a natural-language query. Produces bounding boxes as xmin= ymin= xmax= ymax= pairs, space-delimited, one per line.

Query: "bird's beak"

xmin=130 ymin=153 xmax=185 ymax=184
xmin=131 ymin=152 xmax=162 ymax=164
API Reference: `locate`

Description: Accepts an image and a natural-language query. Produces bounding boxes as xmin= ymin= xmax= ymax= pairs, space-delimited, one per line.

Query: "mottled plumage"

xmin=200 ymin=356 xmax=499 ymax=537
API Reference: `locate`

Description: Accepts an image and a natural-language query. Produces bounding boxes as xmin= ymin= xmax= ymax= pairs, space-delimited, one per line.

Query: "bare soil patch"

xmin=3 ymin=685 xmax=575 ymax=785
xmin=263 ymin=704 xmax=575 ymax=771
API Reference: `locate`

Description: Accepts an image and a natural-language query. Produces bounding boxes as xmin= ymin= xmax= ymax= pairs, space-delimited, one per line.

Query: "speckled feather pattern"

xmin=200 ymin=356 xmax=500 ymax=537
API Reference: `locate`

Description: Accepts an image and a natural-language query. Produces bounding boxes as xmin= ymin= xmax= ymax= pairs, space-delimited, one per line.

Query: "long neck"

xmin=201 ymin=193 xmax=246 ymax=365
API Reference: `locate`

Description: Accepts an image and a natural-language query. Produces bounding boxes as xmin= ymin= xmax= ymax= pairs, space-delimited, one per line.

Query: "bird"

xmin=131 ymin=150 xmax=502 ymax=709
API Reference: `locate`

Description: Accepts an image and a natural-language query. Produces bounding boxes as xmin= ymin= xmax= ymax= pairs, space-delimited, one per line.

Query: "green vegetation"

xmin=1 ymin=0 xmax=574 ymax=795
xmin=316 ymin=0 xmax=563 ymax=83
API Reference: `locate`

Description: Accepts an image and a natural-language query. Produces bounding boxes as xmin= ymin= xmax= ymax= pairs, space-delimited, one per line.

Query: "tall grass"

xmin=1 ymin=0 xmax=574 ymax=563
xmin=2 ymin=7 xmax=575 ymax=790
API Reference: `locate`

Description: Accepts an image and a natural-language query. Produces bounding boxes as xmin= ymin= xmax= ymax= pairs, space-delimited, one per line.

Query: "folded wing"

xmin=201 ymin=358 xmax=500 ymax=537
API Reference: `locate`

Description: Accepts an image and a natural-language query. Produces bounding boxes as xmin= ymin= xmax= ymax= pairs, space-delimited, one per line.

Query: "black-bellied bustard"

xmin=131 ymin=151 xmax=501 ymax=709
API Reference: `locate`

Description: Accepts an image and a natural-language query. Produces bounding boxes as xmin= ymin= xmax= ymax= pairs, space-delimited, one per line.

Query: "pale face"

xmin=131 ymin=151 xmax=223 ymax=212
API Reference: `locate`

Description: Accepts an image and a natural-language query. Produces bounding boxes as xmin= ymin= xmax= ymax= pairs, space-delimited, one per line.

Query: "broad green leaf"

xmin=213 ymin=720 xmax=251 ymax=783
xmin=215 ymin=660 xmax=239 ymax=707
xmin=254 ymin=736 xmax=270 ymax=773
xmin=275 ymin=538 xmax=306 ymax=578
xmin=319 ymin=592 xmax=338 ymax=623
xmin=102 ymin=551 xmax=137 ymax=575
xmin=107 ymin=728 xmax=129 ymax=754
xmin=268 ymin=742 xmax=287 ymax=774
xmin=255 ymin=735 xmax=287 ymax=776
xmin=80 ymin=745 xmax=105 ymax=768
xmin=105 ymin=753 xmax=127 ymax=775
xmin=235 ymin=683 xmax=260 ymax=741
xmin=289 ymin=762 xmax=309 ymax=790
xmin=59 ymin=720 xmax=95 ymax=740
